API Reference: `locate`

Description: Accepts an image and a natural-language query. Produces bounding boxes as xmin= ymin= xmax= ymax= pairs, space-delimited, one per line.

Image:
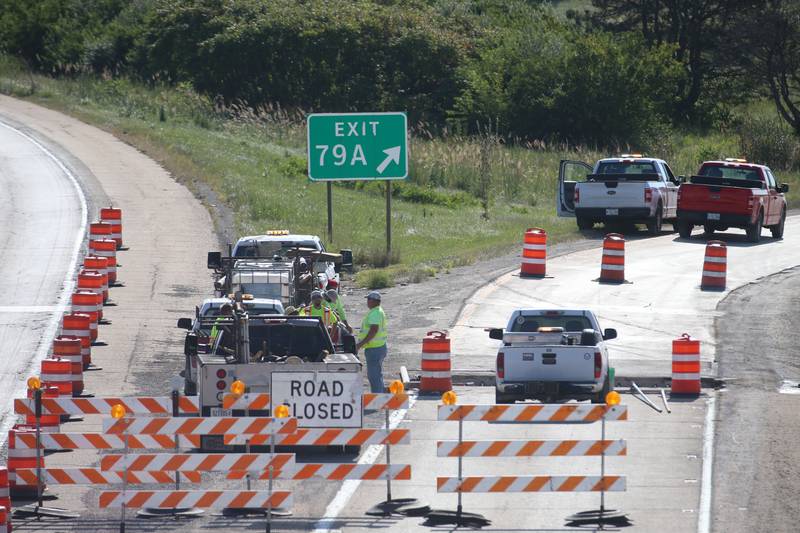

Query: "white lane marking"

xmin=0 ymin=306 xmax=62 ymax=313
xmin=698 ymin=393 xmax=716 ymax=533
xmin=0 ymin=120 xmax=88 ymax=446
xmin=312 ymin=392 xmax=417 ymax=533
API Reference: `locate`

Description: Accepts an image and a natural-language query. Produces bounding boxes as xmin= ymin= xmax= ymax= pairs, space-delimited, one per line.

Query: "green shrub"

xmin=356 ymin=269 xmax=394 ymax=289
xmin=738 ymin=113 xmax=799 ymax=170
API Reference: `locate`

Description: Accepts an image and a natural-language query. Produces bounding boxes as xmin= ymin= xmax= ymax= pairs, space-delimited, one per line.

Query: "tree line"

xmin=1 ymin=0 xmax=799 ymax=145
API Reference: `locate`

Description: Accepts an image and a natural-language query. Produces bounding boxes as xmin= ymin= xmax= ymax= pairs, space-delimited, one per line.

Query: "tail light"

xmin=644 ymin=187 xmax=653 ymax=203
xmin=574 ymin=187 xmax=580 ymax=204
xmin=594 ymin=352 xmax=602 ymax=379
xmin=216 ymin=380 xmax=227 ymax=390
xmin=497 ymin=352 xmax=505 ymax=379
xmin=327 ymin=279 xmax=338 ymax=289
xmin=216 ymin=369 xmax=227 ymax=379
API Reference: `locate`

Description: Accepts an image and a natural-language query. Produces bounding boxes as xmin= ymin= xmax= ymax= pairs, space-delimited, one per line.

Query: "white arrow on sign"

xmin=376 ymin=146 xmax=401 ymax=174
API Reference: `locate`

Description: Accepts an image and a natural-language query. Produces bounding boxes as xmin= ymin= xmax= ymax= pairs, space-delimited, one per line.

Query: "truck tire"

xmin=577 ymin=216 xmax=593 ymax=230
xmin=746 ymin=211 xmax=763 ymax=243
xmin=495 ymin=390 xmax=515 ymax=404
xmin=771 ymin=208 xmax=786 ymax=239
xmin=703 ymin=224 xmax=715 ymax=237
xmin=677 ymin=221 xmax=693 ymax=239
xmin=592 ymin=374 xmax=611 ymax=404
xmin=646 ymin=204 xmax=663 ymax=235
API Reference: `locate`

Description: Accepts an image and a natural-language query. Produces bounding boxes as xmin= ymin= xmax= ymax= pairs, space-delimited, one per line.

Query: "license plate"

xmin=707 ymin=213 xmax=720 ymax=220
xmin=605 ymin=208 xmax=619 ymax=215
xmin=522 ymin=353 xmax=534 ymax=361
xmin=210 ymin=408 xmax=232 ymax=417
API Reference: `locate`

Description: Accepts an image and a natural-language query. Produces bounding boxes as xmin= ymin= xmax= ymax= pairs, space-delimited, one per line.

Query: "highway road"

xmin=1 ymin=94 xmax=799 ymax=533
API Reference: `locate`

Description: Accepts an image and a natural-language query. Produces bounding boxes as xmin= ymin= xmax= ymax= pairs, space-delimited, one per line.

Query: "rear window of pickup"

xmin=699 ymin=165 xmax=763 ymax=182
xmin=597 ymin=161 xmax=657 ymax=174
xmin=511 ymin=315 xmax=592 ymax=333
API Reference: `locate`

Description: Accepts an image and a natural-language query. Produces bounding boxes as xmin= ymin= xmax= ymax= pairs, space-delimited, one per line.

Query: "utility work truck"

xmin=490 ymin=309 xmax=617 ymax=404
xmin=177 ymin=296 xmax=361 ymax=450
xmin=557 ymin=155 xmax=680 ymax=234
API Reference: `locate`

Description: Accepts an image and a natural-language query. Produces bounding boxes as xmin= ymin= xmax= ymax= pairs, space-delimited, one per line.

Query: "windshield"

xmin=597 ymin=161 xmax=657 ymax=174
xmin=510 ymin=315 xmax=592 ymax=333
xmin=699 ymin=165 xmax=762 ymax=182
xmin=234 ymin=240 xmax=320 ymax=258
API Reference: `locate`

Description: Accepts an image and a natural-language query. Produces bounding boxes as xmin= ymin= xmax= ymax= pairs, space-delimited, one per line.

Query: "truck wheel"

xmin=746 ymin=211 xmax=763 ymax=243
xmin=677 ymin=221 xmax=693 ymax=239
xmin=703 ymin=224 xmax=715 ymax=237
xmin=577 ymin=217 xmax=593 ymax=230
xmin=646 ymin=204 xmax=663 ymax=235
xmin=771 ymin=208 xmax=786 ymax=239
xmin=495 ymin=390 xmax=515 ymax=404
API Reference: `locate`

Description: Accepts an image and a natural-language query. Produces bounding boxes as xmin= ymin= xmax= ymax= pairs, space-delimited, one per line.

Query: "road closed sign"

xmin=307 ymin=112 xmax=408 ymax=181
xmin=271 ymin=372 xmax=363 ymax=428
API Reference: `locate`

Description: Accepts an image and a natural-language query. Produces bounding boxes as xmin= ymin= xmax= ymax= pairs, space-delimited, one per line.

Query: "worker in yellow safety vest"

xmin=324 ymin=289 xmax=352 ymax=333
xmin=301 ymin=290 xmax=340 ymax=330
xmin=210 ymin=303 xmax=234 ymax=354
xmin=356 ymin=291 xmax=388 ymax=392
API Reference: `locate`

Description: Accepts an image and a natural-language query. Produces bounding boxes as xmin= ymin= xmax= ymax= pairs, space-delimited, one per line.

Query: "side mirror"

xmin=207 ymin=251 xmax=222 ymax=270
xmin=334 ymin=262 xmax=342 ymax=274
xmin=677 ymin=175 xmax=686 ymax=184
xmin=489 ymin=328 xmax=504 ymax=341
xmin=780 ymin=183 xmax=789 ymax=193
xmin=177 ymin=317 xmax=193 ymax=330
xmin=184 ymin=333 xmax=198 ymax=356
xmin=603 ymin=328 xmax=617 ymax=341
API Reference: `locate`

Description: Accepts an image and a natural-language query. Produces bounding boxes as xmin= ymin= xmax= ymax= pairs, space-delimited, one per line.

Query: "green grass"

xmin=1 ymin=54 xmax=798 ymax=285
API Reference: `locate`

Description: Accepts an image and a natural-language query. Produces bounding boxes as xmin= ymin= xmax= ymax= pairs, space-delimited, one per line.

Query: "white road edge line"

xmin=698 ymin=393 xmax=716 ymax=533
xmin=312 ymin=392 xmax=418 ymax=533
xmin=0 ymin=120 xmax=88 ymax=447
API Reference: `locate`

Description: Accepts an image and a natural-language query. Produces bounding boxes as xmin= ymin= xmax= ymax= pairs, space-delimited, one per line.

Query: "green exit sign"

xmin=307 ymin=112 xmax=408 ymax=181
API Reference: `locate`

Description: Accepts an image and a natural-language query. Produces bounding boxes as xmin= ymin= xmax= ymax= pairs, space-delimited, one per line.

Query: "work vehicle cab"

xmin=232 ymin=230 xmax=341 ymax=290
xmin=676 ymin=159 xmax=787 ymax=242
xmin=557 ymin=155 xmax=680 ymax=234
xmin=490 ymin=309 xmax=617 ymax=404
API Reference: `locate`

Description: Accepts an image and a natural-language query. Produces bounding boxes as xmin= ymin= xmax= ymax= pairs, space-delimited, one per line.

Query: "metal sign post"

xmin=386 ymin=181 xmax=392 ymax=259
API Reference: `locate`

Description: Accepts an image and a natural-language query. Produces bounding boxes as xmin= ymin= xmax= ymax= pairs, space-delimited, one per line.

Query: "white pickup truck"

xmin=489 ymin=309 xmax=617 ymax=404
xmin=557 ymin=155 xmax=680 ymax=234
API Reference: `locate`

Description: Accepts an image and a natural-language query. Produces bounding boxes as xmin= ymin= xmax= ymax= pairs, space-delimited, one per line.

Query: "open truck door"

xmin=557 ymin=160 xmax=593 ymax=217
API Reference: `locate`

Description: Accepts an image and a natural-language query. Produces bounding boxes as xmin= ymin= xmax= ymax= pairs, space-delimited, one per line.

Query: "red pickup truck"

xmin=676 ymin=159 xmax=788 ymax=242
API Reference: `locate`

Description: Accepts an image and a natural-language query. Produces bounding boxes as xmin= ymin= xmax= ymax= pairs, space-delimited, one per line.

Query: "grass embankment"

xmin=1 ymin=57 xmax=798 ymax=288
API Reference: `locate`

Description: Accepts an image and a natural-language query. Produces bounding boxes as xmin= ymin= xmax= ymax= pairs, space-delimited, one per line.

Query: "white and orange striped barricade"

xmin=99 ymin=207 xmax=123 ymax=249
xmin=9 ymin=432 xmax=200 ymax=451
xmin=53 ymin=336 xmax=84 ymax=396
xmin=431 ymin=396 xmax=628 ymax=528
xmin=671 ymin=334 xmax=701 ymax=395
xmin=599 ymin=233 xmax=625 ymax=283
xmin=99 ymin=490 xmax=292 ymax=511
xmin=520 ymin=227 xmax=547 ymax=277
xmin=14 ymin=468 xmax=201 ymax=485
xmin=225 ymin=427 xmax=410 ymax=447
xmin=0 ymin=506 xmax=8 ymax=533
xmin=25 ymin=386 xmax=61 ymax=431
xmin=103 ymin=416 xmax=297 ymax=436
xmin=82 ymin=257 xmax=110 ymax=302
xmin=230 ymin=463 xmax=412 ymax=481
xmin=0 ymin=467 xmax=11 ymax=524
xmin=220 ymin=391 xmax=410 ymax=413
xmin=14 ymin=395 xmax=201 ymax=418
xmin=60 ymin=312 xmax=92 ymax=369
xmin=89 ymin=239 xmax=118 ymax=283
xmin=8 ymin=425 xmax=43 ymax=497
xmin=71 ymin=290 xmax=102 ymax=341
xmin=437 ymin=475 xmax=626 ymax=493
xmin=700 ymin=240 xmax=726 ymax=290
xmin=420 ymin=332 xmax=452 ymax=394
xmin=100 ymin=453 xmax=295 ymax=473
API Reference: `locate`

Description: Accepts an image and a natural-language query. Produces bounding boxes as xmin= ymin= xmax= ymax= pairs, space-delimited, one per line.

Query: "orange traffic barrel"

xmin=520 ymin=227 xmax=547 ymax=277
xmin=83 ymin=255 xmax=110 ymax=302
xmin=88 ymin=239 xmax=117 ymax=283
xmin=0 ymin=504 xmax=9 ymax=533
xmin=89 ymin=221 xmax=113 ymax=242
xmin=0 ymin=466 xmax=10 ymax=524
xmin=600 ymin=233 xmax=625 ymax=283
xmin=77 ymin=269 xmax=108 ymax=304
xmin=420 ymin=331 xmax=452 ymax=394
xmin=671 ymin=334 xmax=701 ymax=395
xmin=700 ymin=240 xmax=726 ymax=290
xmin=41 ymin=358 xmax=73 ymax=397
xmin=99 ymin=207 xmax=123 ymax=249
xmin=72 ymin=289 xmax=102 ymax=329
xmin=71 ymin=290 xmax=99 ymax=341
xmin=61 ymin=313 xmax=91 ymax=368
xmin=53 ymin=336 xmax=84 ymax=396
xmin=8 ymin=424 xmax=44 ymax=496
